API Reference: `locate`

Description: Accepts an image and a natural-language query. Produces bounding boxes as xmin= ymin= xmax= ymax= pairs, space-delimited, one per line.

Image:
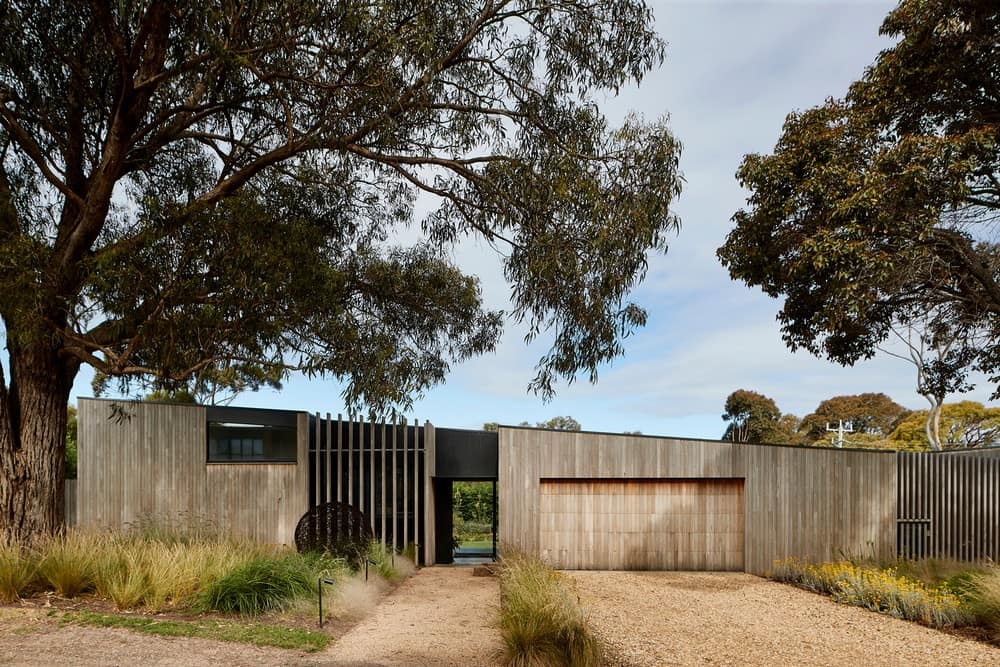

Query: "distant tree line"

xmin=721 ymin=389 xmax=999 ymax=451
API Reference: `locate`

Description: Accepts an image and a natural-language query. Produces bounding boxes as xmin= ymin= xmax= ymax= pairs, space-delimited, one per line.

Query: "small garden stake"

xmin=318 ymin=578 xmax=336 ymax=627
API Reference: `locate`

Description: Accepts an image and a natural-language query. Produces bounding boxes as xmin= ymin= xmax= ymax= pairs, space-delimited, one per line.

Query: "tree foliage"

xmin=721 ymin=389 xmax=795 ymax=444
xmin=889 ymin=401 xmax=1000 ymax=449
xmin=798 ymin=393 xmax=909 ymax=441
xmin=536 ymin=415 xmax=581 ymax=431
xmin=0 ymin=1 xmax=682 ymax=538
xmin=718 ymin=0 xmax=1000 ymax=397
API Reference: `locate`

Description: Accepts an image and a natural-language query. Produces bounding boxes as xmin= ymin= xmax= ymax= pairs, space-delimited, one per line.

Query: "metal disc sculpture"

xmin=294 ymin=502 xmax=372 ymax=564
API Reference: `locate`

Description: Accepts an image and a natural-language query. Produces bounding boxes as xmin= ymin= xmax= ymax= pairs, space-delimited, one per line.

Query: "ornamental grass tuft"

xmin=496 ymin=550 xmax=602 ymax=667
xmin=0 ymin=538 xmax=38 ymax=601
xmin=965 ymin=568 xmax=1000 ymax=642
xmin=197 ymin=554 xmax=314 ymax=615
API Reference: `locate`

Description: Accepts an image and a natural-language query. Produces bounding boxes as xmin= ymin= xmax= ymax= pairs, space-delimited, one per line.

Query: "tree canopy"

xmin=798 ymin=393 xmax=909 ymax=441
xmin=536 ymin=415 xmax=582 ymax=431
xmin=720 ymin=389 xmax=795 ymax=444
xmin=889 ymin=401 xmax=1000 ymax=449
xmin=718 ymin=0 xmax=1000 ymax=398
xmin=0 ymin=0 xmax=681 ymax=539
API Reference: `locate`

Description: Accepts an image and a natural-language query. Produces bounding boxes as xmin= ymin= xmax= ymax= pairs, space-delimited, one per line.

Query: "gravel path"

xmin=5 ymin=570 xmax=996 ymax=666
xmin=568 ymin=571 xmax=1000 ymax=667
xmin=322 ymin=566 xmax=501 ymax=666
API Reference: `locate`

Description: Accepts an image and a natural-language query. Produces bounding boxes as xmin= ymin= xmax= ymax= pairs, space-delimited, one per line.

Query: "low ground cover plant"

xmin=496 ymin=550 xmax=602 ymax=667
xmin=62 ymin=610 xmax=330 ymax=652
xmin=770 ymin=557 xmax=1000 ymax=640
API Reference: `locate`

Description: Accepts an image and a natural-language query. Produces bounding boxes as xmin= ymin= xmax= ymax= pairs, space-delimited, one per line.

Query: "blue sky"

xmin=71 ymin=0 xmax=999 ymax=438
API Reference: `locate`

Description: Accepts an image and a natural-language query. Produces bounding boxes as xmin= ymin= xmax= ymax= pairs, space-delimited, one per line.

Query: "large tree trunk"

xmin=0 ymin=338 xmax=77 ymax=542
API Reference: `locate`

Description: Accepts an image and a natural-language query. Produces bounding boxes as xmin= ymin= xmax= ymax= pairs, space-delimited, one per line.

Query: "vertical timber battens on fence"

xmin=423 ymin=420 xmax=436 ymax=566
xmin=380 ymin=421 xmax=387 ymax=549
xmin=325 ymin=413 xmax=332 ymax=506
xmin=402 ymin=418 xmax=409 ymax=551
xmin=391 ymin=420 xmax=398 ymax=551
xmin=413 ymin=419 xmax=420 ymax=560
xmin=313 ymin=412 xmax=321 ymax=506
xmin=369 ymin=415 xmax=376 ymax=532
xmin=347 ymin=415 xmax=354 ymax=506
xmin=897 ymin=450 xmax=1000 ymax=562
xmin=336 ymin=414 xmax=343 ymax=504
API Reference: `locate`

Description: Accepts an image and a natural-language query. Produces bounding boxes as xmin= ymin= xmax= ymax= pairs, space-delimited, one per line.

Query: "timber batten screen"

xmin=308 ymin=413 xmax=435 ymax=565
xmin=897 ymin=450 xmax=1000 ymax=562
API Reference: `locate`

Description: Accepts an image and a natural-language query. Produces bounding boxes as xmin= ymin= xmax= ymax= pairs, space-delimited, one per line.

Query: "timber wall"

xmin=77 ymin=398 xmax=309 ymax=545
xmin=498 ymin=427 xmax=897 ymax=575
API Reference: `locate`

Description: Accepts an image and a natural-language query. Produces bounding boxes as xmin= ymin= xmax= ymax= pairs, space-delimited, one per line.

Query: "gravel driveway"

xmin=3 ymin=570 xmax=998 ymax=666
xmin=569 ymin=571 xmax=1000 ymax=666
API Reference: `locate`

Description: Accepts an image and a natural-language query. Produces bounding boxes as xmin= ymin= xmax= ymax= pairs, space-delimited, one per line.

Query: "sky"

xmin=71 ymin=0 xmax=1000 ymax=438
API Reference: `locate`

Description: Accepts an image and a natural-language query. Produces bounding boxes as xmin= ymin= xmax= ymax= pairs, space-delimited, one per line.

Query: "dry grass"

xmin=496 ymin=551 xmax=602 ymax=667
xmin=325 ymin=573 xmax=391 ymax=620
xmin=0 ymin=540 xmax=38 ymax=602
xmin=36 ymin=531 xmax=97 ymax=598
xmin=966 ymin=567 xmax=1000 ymax=642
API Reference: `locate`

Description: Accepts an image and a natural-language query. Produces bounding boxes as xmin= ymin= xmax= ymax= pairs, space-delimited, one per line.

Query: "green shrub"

xmin=496 ymin=551 xmax=602 ymax=667
xmin=0 ymin=539 xmax=38 ymax=601
xmin=198 ymin=554 xmax=313 ymax=615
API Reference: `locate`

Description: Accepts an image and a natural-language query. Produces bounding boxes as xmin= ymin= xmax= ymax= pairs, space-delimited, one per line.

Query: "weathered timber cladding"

xmin=898 ymin=450 xmax=1000 ymax=562
xmin=498 ymin=428 xmax=897 ymax=574
xmin=77 ymin=399 xmax=308 ymax=545
xmin=539 ymin=479 xmax=745 ymax=570
xmin=64 ymin=479 xmax=77 ymax=526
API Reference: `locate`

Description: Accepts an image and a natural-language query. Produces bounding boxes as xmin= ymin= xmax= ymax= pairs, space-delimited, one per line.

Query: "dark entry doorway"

xmin=453 ymin=480 xmax=497 ymax=562
xmin=432 ymin=428 xmax=498 ymax=564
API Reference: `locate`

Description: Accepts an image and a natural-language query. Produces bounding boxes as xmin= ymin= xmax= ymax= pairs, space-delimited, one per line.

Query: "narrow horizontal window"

xmin=207 ymin=421 xmax=297 ymax=463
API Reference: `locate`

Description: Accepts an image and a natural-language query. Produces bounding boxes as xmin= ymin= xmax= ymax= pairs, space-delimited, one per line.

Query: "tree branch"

xmin=0 ymin=106 xmax=86 ymax=210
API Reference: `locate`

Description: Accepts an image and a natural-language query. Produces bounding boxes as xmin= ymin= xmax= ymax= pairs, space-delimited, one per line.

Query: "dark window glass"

xmin=207 ymin=422 xmax=297 ymax=463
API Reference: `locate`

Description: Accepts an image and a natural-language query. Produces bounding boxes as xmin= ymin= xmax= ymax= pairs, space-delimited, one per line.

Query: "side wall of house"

xmin=498 ymin=428 xmax=896 ymax=574
xmin=77 ymin=399 xmax=309 ymax=545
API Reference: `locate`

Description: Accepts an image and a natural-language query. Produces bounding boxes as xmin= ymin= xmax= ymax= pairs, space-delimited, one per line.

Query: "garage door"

xmin=538 ymin=479 xmax=744 ymax=571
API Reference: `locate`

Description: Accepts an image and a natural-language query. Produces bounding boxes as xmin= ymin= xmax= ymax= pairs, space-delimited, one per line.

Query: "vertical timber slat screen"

xmin=897 ymin=450 xmax=1000 ymax=562
xmin=308 ymin=413 xmax=432 ymax=565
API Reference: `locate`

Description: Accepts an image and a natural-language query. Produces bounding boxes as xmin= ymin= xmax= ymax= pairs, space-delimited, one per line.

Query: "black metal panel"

xmin=435 ymin=428 xmax=498 ymax=479
xmin=433 ymin=479 xmax=454 ymax=564
xmin=206 ymin=405 xmax=299 ymax=428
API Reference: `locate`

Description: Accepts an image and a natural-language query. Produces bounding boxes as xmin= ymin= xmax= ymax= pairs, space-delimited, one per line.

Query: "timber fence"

xmin=897 ymin=448 xmax=1000 ymax=562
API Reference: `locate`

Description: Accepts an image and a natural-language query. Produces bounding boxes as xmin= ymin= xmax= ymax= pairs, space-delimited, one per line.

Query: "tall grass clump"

xmin=94 ymin=542 xmax=149 ymax=609
xmin=36 ymin=531 xmax=98 ymax=598
xmin=0 ymin=539 xmax=38 ymax=601
xmin=771 ymin=558 xmax=970 ymax=628
xmin=197 ymin=553 xmax=313 ymax=615
xmin=965 ymin=567 xmax=1000 ymax=641
xmin=496 ymin=551 xmax=602 ymax=667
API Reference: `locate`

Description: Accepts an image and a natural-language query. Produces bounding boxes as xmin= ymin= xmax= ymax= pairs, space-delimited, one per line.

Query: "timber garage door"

xmin=539 ymin=479 xmax=744 ymax=571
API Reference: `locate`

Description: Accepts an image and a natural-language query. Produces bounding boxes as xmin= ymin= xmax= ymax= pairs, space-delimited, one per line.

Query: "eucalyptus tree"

xmin=718 ymin=0 xmax=999 ymax=399
xmin=0 ymin=1 xmax=682 ymax=539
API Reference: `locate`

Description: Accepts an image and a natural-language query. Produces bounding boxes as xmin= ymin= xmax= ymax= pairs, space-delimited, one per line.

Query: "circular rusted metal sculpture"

xmin=294 ymin=502 xmax=372 ymax=563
